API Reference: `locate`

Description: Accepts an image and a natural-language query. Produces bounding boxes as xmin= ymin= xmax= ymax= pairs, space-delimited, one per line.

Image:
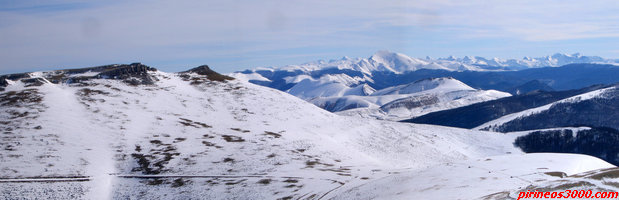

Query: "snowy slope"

xmin=314 ymin=78 xmax=511 ymax=120
xmin=331 ymin=153 xmax=615 ymax=200
xmin=370 ymin=77 xmax=473 ymax=96
xmin=476 ymin=86 xmax=617 ymax=132
xmin=0 ymin=64 xmax=614 ymax=199
xmin=286 ymin=74 xmax=372 ymax=99
xmin=0 ymin=65 xmax=514 ymax=199
xmin=377 ymin=89 xmax=510 ymax=120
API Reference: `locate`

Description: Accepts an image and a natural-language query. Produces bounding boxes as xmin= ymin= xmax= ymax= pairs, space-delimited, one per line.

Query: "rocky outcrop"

xmin=23 ymin=63 xmax=159 ymax=85
xmin=96 ymin=63 xmax=155 ymax=77
xmin=20 ymin=78 xmax=47 ymax=87
xmin=64 ymin=63 xmax=158 ymax=85
xmin=0 ymin=73 xmax=31 ymax=91
xmin=182 ymin=65 xmax=234 ymax=82
xmin=94 ymin=63 xmax=157 ymax=85
xmin=381 ymin=95 xmax=440 ymax=111
xmin=0 ymin=63 xmax=236 ymax=89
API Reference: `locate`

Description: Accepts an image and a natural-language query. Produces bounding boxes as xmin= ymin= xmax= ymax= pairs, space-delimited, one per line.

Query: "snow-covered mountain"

xmin=476 ymin=85 xmax=619 ymax=132
xmin=286 ymin=74 xmax=373 ymax=100
xmin=233 ymin=51 xmax=615 ymax=78
xmin=371 ymin=77 xmax=475 ymax=96
xmin=230 ymin=51 xmax=618 ymax=119
xmin=232 ymin=51 xmax=484 ymax=78
xmin=312 ymin=77 xmax=510 ymax=121
xmin=437 ymin=53 xmax=610 ymax=70
xmin=406 ymin=84 xmax=610 ymax=129
xmin=1 ymin=63 xmax=616 ymax=199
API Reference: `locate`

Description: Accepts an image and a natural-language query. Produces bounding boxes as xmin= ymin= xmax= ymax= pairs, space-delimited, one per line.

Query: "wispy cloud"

xmin=1 ymin=0 xmax=618 ymax=73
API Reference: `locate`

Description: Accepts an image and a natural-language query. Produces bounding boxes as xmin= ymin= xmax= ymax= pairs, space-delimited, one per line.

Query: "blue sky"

xmin=1 ymin=0 xmax=619 ymax=74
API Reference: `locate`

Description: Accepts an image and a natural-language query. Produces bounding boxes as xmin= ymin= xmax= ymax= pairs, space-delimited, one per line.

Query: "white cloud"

xmin=1 ymin=0 xmax=618 ymax=73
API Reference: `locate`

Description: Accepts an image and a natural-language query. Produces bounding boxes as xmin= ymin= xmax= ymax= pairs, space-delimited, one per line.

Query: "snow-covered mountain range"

xmin=230 ymin=50 xmax=619 ymax=177
xmin=230 ymin=51 xmax=618 ymax=121
xmin=235 ymin=51 xmax=616 ymax=76
xmin=1 ymin=63 xmax=616 ymax=199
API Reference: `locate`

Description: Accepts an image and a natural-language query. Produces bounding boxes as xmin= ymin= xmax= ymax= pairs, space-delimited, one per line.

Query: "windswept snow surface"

xmin=0 ymin=68 xmax=614 ymax=199
xmin=331 ymin=153 xmax=615 ymax=200
xmin=228 ymin=72 xmax=271 ymax=82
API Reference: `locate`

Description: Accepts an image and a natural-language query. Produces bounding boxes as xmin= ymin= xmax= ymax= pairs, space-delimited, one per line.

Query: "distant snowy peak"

xmin=368 ymin=51 xmax=429 ymax=73
xmin=371 ymin=77 xmax=473 ymax=96
xmin=236 ymin=51 xmax=614 ymax=78
xmin=360 ymin=51 xmax=485 ymax=73
xmin=436 ymin=52 xmax=609 ymax=69
xmin=546 ymin=53 xmax=605 ymax=66
xmin=228 ymin=51 xmax=617 ymax=120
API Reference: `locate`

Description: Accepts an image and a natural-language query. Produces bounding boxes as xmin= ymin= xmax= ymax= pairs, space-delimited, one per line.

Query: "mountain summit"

xmin=182 ymin=65 xmax=234 ymax=82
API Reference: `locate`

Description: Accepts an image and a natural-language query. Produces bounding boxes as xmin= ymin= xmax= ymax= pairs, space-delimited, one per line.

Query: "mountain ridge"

xmin=404 ymin=84 xmax=612 ymax=128
xmin=476 ymin=85 xmax=619 ymax=132
xmin=1 ymin=63 xmax=617 ymax=199
xmin=230 ymin=52 xmax=619 ymax=115
xmin=236 ymin=51 xmax=616 ymax=75
xmin=0 ymin=63 xmax=523 ymax=199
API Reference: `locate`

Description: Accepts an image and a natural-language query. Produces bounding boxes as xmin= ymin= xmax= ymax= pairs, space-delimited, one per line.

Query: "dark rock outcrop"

xmin=54 ymin=63 xmax=158 ymax=85
xmin=0 ymin=63 xmax=237 ymax=89
xmin=0 ymin=63 xmax=159 ymax=88
xmin=20 ymin=78 xmax=47 ymax=87
xmin=182 ymin=65 xmax=234 ymax=82
xmin=0 ymin=73 xmax=31 ymax=82
xmin=94 ymin=63 xmax=157 ymax=85
xmin=0 ymin=73 xmax=31 ymax=91
xmin=0 ymin=79 xmax=7 ymax=92
xmin=96 ymin=63 xmax=155 ymax=77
